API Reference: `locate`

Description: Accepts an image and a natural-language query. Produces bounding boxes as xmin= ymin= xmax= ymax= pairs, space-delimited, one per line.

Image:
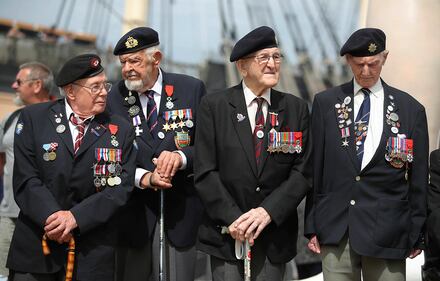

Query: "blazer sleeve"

xmin=408 ymin=107 xmax=429 ymax=248
xmin=194 ymin=96 xmax=243 ymax=225
xmin=179 ymin=80 xmax=207 ymax=171
xmin=70 ymin=125 xmax=136 ymax=234
xmin=13 ymin=109 xmax=61 ymax=227
xmin=304 ymin=95 xmax=325 ymax=237
xmin=260 ymin=100 xmax=312 ymax=226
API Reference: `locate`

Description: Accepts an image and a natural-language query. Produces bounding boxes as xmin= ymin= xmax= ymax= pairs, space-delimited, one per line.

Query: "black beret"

xmin=56 ymin=54 xmax=104 ymax=87
xmin=340 ymin=28 xmax=386 ymax=57
xmin=113 ymin=27 xmax=159 ymax=56
xmin=230 ymin=26 xmax=278 ymax=62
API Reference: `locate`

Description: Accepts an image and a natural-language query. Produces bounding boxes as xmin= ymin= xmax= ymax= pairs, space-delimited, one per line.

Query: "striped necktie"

xmin=355 ymin=88 xmax=371 ymax=167
xmin=253 ymin=97 xmax=265 ymax=165
xmin=70 ymin=114 xmax=88 ymax=154
xmin=146 ymin=90 xmax=158 ymax=134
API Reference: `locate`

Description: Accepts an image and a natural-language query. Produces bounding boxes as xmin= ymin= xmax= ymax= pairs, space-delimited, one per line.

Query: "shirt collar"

xmin=242 ymin=81 xmax=271 ymax=107
xmin=149 ymin=69 xmax=163 ymax=96
xmin=353 ymin=79 xmax=383 ymax=98
xmin=65 ymin=99 xmax=95 ymax=122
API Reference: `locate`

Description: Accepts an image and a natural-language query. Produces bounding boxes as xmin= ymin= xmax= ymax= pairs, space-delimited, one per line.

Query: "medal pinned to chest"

xmin=335 ymin=97 xmax=353 ymax=147
xmin=108 ymin=124 xmax=119 ymax=147
xmin=266 ymin=112 xmax=303 ymax=154
xmin=94 ymin=148 xmax=123 ymax=192
xmin=165 ymin=85 xmax=175 ymax=110
xmin=42 ymin=142 xmax=59 ymax=161
xmin=385 ymin=136 xmax=413 ymax=180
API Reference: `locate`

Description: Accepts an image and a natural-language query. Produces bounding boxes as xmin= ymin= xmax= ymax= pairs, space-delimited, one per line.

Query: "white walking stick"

xmin=221 ymin=226 xmax=252 ymax=281
xmin=159 ymin=190 xmax=165 ymax=281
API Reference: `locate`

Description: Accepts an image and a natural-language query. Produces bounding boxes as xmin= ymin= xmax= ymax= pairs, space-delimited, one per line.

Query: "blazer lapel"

xmin=257 ymin=90 xmax=285 ymax=176
xmin=336 ymin=82 xmax=359 ymax=172
xmin=49 ymin=100 xmax=74 ymax=156
xmin=75 ymin=113 xmax=108 ymax=158
xmin=228 ymin=86 xmax=258 ymax=177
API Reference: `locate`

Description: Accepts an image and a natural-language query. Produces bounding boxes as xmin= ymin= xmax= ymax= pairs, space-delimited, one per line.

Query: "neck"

xmin=243 ymin=78 xmax=270 ymax=97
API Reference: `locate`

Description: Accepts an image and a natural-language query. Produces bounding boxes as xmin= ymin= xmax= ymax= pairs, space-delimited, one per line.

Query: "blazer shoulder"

xmin=21 ymin=100 xmax=58 ymax=117
xmin=276 ymin=90 xmax=308 ymax=108
xmin=164 ymin=72 xmax=205 ymax=87
xmin=386 ymin=84 xmax=425 ymax=111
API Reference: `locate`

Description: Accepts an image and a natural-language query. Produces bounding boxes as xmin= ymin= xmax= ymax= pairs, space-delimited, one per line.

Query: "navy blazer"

xmin=7 ymin=99 xmax=136 ymax=280
xmin=305 ymin=80 xmax=428 ymax=259
xmin=194 ymin=84 xmax=312 ymax=263
xmin=107 ymin=70 xmax=206 ymax=248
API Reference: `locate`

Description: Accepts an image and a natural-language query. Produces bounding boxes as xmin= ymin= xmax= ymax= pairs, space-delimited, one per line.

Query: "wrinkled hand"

xmin=148 ymin=168 xmax=172 ymax=189
xmin=408 ymin=248 xmax=422 ymax=259
xmin=307 ymin=235 xmax=321 ymax=254
xmin=155 ymin=151 xmax=182 ymax=179
xmin=44 ymin=211 xmax=77 ymax=243
xmin=231 ymin=207 xmax=271 ymax=245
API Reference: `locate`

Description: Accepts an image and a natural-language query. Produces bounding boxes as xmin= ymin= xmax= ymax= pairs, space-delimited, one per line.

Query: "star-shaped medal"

xmin=170 ymin=122 xmax=178 ymax=130
xmin=162 ymin=122 xmax=171 ymax=131
xmin=342 ymin=140 xmax=349 ymax=147
xmin=178 ymin=120 xmax=186 ymax=128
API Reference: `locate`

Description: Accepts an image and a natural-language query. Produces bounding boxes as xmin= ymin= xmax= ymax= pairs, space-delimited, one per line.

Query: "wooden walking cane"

xmin=42 ymin=234 xmax=76 ymax=281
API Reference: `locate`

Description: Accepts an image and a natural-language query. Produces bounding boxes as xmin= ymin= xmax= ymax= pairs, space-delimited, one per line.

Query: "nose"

xmin=11 ymin=80 xmax=18 ymax=89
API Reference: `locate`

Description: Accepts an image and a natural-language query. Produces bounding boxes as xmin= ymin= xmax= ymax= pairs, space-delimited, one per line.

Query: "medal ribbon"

xmin=165 ymin=85 xmax=174 ymax=97
xmin=109 ymin=124 xmax=118 ymax=135
xmin=132 ymin=116 xmax=141 ymax=126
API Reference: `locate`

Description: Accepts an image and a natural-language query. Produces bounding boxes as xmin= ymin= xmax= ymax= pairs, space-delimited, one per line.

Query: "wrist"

xmin=148 ymin=172 xmax=156 ymax=189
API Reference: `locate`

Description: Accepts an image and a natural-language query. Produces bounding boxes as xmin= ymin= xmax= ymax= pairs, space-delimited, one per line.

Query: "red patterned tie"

xmin=146 ymin=90 xmax=158 ymax=133
xmin=70 ymin=114 xmax=86 ymax=154
xmin=253 ymin=98 xmax=265 ymax=165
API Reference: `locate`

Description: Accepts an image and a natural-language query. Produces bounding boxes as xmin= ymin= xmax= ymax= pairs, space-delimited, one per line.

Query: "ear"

xmin=236 ymin=60 xmax=248 ymax=77
xmin=64 ymin=84 xmax=76 ymax=100
xmin=152 ymin=51 xmax=162 ymax=67
xmin=382 ymin=51 xmax=389 ymax=65
xmin=32 ymin=79 xmax=43 ymax=94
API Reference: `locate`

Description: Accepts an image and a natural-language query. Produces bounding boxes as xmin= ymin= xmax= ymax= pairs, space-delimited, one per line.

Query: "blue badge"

xmin=15 ymin=123 xmax=23 ymax=135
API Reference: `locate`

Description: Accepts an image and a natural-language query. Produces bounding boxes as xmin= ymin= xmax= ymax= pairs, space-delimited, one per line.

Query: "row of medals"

xmin=335 ymin=96 xmax=352 ymax=147
xmin=94 ymin=162 xmax=123 ymax=190
xmin=126 ymin=92 xmax=193 ymax=139
xmin=384 ymin=94 xmax=407 ymax=169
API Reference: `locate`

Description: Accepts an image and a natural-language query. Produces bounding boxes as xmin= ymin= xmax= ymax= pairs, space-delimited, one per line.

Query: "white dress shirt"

xmin=242 ymin=81 xmax=271 ymax=133
xmin=135 ymin=69 xmax=187 ymax=188
xmin=353 ymin=79 xmax=384 ymax=170
xmin=65 ymin=100 xmax=93 ymax=144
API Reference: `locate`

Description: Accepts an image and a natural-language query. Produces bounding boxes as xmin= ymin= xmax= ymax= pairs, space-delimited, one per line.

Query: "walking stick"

xmin=159 ymin=190 xmax=165 ymax=281
xmin=221 ymin=227 xmax=252 ymax=281
xmin=42 ymin=234 xmax=76 ymax=281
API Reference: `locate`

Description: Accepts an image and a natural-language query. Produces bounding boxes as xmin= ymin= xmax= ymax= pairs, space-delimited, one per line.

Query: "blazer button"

xmin=355 ymin=176 xmax=361 ymax=181
xmin=350 ymin=200 xmax=356 ymax=205
xmin=256 ymin=186 xmax=261 ymax=192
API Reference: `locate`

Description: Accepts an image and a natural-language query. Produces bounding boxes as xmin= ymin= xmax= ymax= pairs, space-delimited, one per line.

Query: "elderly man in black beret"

xmin=107 ymin=27 xmax=206 ymax=281
xmin=6 ymin=54 xmax=136 ymax=281
xmin=194 ymin=26 xmax=312 ymax=281
xmin=305 ymin=28 xmax=428 ymax=281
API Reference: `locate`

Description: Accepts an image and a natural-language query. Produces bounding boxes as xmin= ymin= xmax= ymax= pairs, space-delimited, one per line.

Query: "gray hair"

xmin=19 ymin=62 xmax=54 ymax=93
xmin=144 ymin=45 xmax=161 ymax=59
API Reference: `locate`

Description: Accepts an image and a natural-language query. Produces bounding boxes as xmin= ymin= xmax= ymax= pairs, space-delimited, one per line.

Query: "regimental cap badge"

xmin=368 ymin=43 xmax=377 ymax=53
xmin=90 ymin=57 xmax=100 ymax=68
xmin=125 ymin=36 xmax=138 ymax=49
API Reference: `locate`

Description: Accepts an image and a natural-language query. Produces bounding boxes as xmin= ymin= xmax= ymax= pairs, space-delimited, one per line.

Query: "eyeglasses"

xmin=244 ymin=53 xmax=283 ymax=65
xmin=73 ymin=82 xmax=112 ymax=96
xmin=15 ymin=78 xmax=39 ymax=86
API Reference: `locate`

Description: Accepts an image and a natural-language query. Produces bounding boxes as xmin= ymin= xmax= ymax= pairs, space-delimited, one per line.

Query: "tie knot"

xmin=361 ymin=88 xmax=371 ymax=96
xmin=146 ymin=90 xmax=155 ymax=100
xmin=255 ymin=97 xmax=264 ymax=107
xmin=69 ymin=113 xmax=88 ymax=126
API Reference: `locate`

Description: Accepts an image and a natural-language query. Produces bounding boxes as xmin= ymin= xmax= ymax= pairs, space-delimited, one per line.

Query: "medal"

xmin=128 ymin=105 xmax=140 ymax=116
xmin=113 ymin=176 xmax=121 ymax=185
xmin=94 ymin=177 xmax=102 ymax=188
xmin=165 ymin=85 xmax=174 ymax=109
xmin=135 ymin=126 xmax=143 ymax=136
xmin=56 ymin=124 xmax=66 ymax=133
xmin=109 ymin=124 xmax=119 ymax=147
xmin=115 ymin=163 xmax=122 ymax=175
xmin=391 ymin=127 xmax=399 ymax=134
xmin=48 ymin=151 xmax=56 ymax=161
xmin=43 ymin=152 xmax=50 ymax=161
xmin=389 ymin=112 xmax=399 ymax=122
xmin=107 ymin=177 xmax=115 ymax=187
xmin=158 ymin=131 xmax=165 ymax=139
xmin=185 ymin=119 xmax=194 ymax=128
xmin=256 ymin=130 xmax=264 ymax=139
xmin=111 ymin=138 xmax=119 ymax=147
xmin=55 ymin=117 xmax=61 ymax=123
xmin=101 ymin=177 xmax=107 ymax=186
xmin=344 ymin=96 xmax=351 ymax=104
xmin=108 ymin=163 xmax=116 ymax=174
xmin=175 ymin=131 xmax=191 ymax=148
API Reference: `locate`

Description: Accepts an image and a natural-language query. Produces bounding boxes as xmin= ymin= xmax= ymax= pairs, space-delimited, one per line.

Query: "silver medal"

xmin=335 ymin=103 xmax=341 ymax=109
xmin=256 ymin=130 xmax=264 ymax=139
xmin=115 ymin=163 xmax=122 ymax=175
xmin=344 ymin=96 xmax=351 ymax=104
xmin=111 ymin=139 xmax=119 ymax=147
xmin=389 ymin=112 xmax=399 ymax=122
xmin=387 ymin=105 xmax=394 ymax=112
xmin=94 ymin=177 xmax=102 ymax=188
xmin=158 ymin=131 xmax=165 ymax=139
xmin=55 ymin=117 xmax=61 ymax=124
xmin=391 ymin=126 xmax=399 ymax=134
xmin=101 ymin=177 xmax=107 ymax=186
xmin=127 ymin=95 xmax=136 ymax=105
xmin=166 ymin=100 xmax=174 ymax=109
xmin=56 ymin=124 xmax=66 ymax=133
xmin=128 ymin=105 xmax=140 ymax=116
xmin=113 ymin=176 xmax=121 ymax=185
xmin=43 ymin=152 xmax=50 ymax=161
xmin=108 ymin=163 xmax=116 ymax=174
xmin=185 ymin=119 xmax=194 ymax=128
